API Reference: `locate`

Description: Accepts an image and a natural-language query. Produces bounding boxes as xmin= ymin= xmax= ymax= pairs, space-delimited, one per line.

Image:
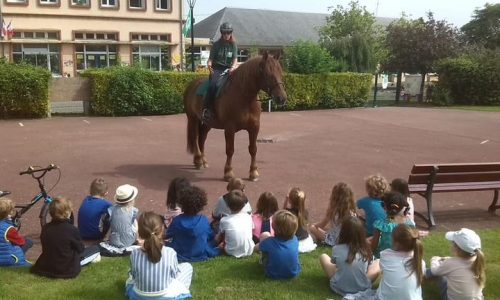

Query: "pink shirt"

xmin=252 ymin=213 xmax=274 ymax=238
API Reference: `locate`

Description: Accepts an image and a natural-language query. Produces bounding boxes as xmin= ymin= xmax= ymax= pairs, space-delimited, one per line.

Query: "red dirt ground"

xmin=1 ymin=107 xmax=499 ymax=260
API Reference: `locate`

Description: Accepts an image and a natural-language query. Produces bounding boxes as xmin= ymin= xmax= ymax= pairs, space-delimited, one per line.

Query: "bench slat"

xmin=411 ymin=163 xmax=500 ymax=174
xmin=409 ymin=182 xmax=500 ymax=193
xmin=408 ymin=172 xmax=500 ymax=184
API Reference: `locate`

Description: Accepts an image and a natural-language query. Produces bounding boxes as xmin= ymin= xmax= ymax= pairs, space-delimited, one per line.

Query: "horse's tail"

xmin=184 ymin=78 xmax=203 ymax=154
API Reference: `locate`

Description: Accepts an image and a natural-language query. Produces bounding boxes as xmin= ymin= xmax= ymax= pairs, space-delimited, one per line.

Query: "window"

xmin=132 ymin=45 xmax=170 ymax=71
xmin=155 ymin=0 xmax=169 ymax=11
xmin=70 ymin=0 xmax=90 ymax=7
xmin=129 ymin=0 xmax=144 ymax=9
xmin=13 ymin=44 xmax=61 ymax=75
xmin=74 ymin=32 xmax=118 ymax=41
xmin=75 ymin=44 xmax=118 ymax=71
xmin=5 ymin=0 xmax=28 ymax=4
xmin=131 ymin=33 xmax=170 ymax=42
xmin=100 ymin=0 xmax=117 ymax=8
xmin=13 ymin=31 xmax=60 ymax=40
xmin=237 ymin=49 xmax=249 ymax=63
xmin=39 ymin=0 xmax=58 ymax=4
xmin=185 ymin=46 xmax=209 ymax=69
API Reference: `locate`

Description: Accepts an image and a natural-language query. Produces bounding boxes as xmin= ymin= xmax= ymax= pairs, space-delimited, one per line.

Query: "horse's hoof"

xmin=249 ymin=170 xmax=259 ymax=181
xmin=203 ymin=162 xmax=209 ymax=168
xmin=194 ymin=164 xmax=202 ymax=170
xmin=249 ymin=176 xmax=259 ymax=182
xmin=224 ymin=173 xmax=234 ymax=182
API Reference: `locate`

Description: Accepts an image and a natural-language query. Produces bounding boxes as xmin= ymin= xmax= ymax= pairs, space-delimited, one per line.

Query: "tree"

xmin=461 ymin=3 xmax=500 ymax=49
xmin=382 ymin=13 xmax=459 ymax=101
xmin=319 ymin=1 xmax=380 ymax=73
xmin=283 ymin=41 xmax=338 ymax=74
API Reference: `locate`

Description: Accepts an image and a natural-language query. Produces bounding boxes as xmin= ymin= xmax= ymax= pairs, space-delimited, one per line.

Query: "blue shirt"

xmin=78 ymin=196 xmax=112 ymax=240
xmin=166 ymin=214 xmax=220 ymax=262
xmin=357 ymin=197 xmax=386 ymax=236
xmin=259 ymin=236 xmax=301 ymax=279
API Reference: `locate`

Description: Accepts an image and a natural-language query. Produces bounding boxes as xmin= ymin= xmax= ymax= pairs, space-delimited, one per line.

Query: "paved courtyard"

xmin=1 ymin=107 xmax=499 ymax=259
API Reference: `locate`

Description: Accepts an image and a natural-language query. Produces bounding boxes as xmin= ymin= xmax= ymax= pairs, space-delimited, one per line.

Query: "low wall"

xmin=49 ymin=77 xmax=91 ymax=114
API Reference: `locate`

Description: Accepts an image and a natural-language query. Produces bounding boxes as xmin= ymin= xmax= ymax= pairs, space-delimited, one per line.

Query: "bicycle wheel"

xmin=40 ymin=202 xmax=51 ymax=227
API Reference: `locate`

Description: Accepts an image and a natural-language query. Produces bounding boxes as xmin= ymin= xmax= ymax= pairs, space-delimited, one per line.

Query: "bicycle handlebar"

xmin=19 ymin=164 xmax=58 ymax=176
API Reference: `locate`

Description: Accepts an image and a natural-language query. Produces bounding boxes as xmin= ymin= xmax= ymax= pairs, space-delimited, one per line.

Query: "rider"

xmin=202 ymin=22 xmax=238 ymax=124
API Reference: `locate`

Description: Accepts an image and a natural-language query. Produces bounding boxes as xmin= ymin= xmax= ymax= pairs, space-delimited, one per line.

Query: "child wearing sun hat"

xmin=99 ymin=184 xmax=140 ymax=256
xmin=427 ymin=228 xmax=486 ymax=300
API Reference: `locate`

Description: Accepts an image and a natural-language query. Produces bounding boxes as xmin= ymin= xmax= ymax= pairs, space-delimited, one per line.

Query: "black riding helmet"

xmin=220 ymin=22 xmax=233 ymax=34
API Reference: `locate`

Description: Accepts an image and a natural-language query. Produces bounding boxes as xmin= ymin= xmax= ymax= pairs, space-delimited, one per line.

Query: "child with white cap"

xmin=99 ymin=184 xmax=139 ymax=256
xmin=428 ymin=228 xmax=486 ymax=300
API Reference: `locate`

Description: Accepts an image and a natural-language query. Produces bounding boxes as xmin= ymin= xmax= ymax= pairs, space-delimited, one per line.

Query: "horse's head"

xmin=259 ymin=52 xmax=287 ymax=105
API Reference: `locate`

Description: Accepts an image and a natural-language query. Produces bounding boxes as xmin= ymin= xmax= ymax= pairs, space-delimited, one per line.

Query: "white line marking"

xmin=83 ymin=120 xmax=90 ymax=124
xmin=480 ymin=140 xmax=489 ymax=144
xmin=142 ymin=117 xmax=152 ymax=122
xmin=290 ymin=113 xmax=301 ymax=117
xmin=18 ymin=123 xmax=24 ymax=127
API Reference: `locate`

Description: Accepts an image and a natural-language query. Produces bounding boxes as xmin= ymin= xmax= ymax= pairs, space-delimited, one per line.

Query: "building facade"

xmin=0 ymin=0 xmax=183 ymax=77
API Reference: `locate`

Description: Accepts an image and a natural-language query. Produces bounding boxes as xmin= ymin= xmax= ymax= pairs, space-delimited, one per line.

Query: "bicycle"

xmin=0 ymin=164 xmax=60 ymax=229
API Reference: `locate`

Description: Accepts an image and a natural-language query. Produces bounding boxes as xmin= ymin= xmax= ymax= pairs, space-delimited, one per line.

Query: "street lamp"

xmin=187 ymin=0 xmax=196 ymax=72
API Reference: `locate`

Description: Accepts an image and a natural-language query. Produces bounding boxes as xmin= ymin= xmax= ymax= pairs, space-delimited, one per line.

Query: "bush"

xmin=284 ymin=41 xmax=338 ymax=74
xmin=0 ymin=62 xmax=51 ymax=118
xmin=436 ymin=50 xmax=500 ymax=105
xmin=83 ymin=66 xmax=371 ymax=116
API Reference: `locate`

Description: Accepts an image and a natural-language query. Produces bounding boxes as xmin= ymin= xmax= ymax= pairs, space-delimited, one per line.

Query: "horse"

xmin=183 ymin=52 xmax=287 ymax=181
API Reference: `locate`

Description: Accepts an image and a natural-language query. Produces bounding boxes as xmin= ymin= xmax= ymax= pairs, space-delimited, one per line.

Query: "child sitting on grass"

xmin=283 ymin=187 xmax=316 ymax=253
xmin=252 ymin=191 xmax=279 ymax=243
xmin=166 ymin=185 xmax=220 ymax=262
xmin=356 ymin=174 xmax=388 ymax=237
xmin=371 ymin=191 xmax=415 ymax=258
xmin=31 ymin=197 xmax=100 ymax=278
xmin=212 ymin=178 xmax=252 ymax=231
xmin=164 ymin=177 xmax=191 ymax=228
xmin=78 ymin=178 xmax=112 ymax=240
xmin=427 ymin=228 xmax=485 ymax=300
xmin=99 ymin=184 xmax=140 ymax=256
xmin=390 ymin=178 xmax=414 ymax=222
xmin=319 ymin=217 xmax=380 ymax=296
xmin=216 ymin=190 xmax=254 ymax=258
xmin=255 ymin=210 xmax=301 ymax=280
xmin=310 ymin=182 xmax=357 ymax=246
xmin=126 ymin=211 xmax=192 ymax=300
xmin=0 ymin=198 xmax=32 ymax=267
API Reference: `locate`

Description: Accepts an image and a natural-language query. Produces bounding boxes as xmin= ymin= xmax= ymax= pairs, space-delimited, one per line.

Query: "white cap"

xmin=445 ymin=228 xmax=481 ymax=254
xmin=115 ymin=184 xmax=138 ymax=204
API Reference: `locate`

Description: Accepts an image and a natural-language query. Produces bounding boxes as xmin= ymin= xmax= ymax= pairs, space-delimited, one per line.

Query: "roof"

xmin=193 ymin=7 xmax=396 ymax=48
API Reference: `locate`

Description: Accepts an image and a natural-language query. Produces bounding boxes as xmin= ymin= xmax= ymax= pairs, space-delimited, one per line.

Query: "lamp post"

xmin=187 ymin=0 xmax=196 ymax=72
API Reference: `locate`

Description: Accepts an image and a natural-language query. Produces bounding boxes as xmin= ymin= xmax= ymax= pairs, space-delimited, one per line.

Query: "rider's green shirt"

xmin=209 ymin=39 xmax=238 ymax=70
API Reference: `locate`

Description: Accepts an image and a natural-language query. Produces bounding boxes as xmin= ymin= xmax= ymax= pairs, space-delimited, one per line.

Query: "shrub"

xmin=436 ymin=50 xmax=500 ymax=105
xmin=83 ymin=66 xmax=371 ymax=116
xmin=0 ymin=63 xmax=51 ymax=118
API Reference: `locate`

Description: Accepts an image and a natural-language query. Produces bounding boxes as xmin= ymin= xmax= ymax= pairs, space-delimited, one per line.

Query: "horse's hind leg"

xmin=248 ymin=127 xmax=260 ymax=181
xmin=223 ymin=129 xmax=236 ymax=181
xmin=198 ymin=125 xmax=210 ymax=168
xmin=187 ymin=115 xmax=204 ymax=169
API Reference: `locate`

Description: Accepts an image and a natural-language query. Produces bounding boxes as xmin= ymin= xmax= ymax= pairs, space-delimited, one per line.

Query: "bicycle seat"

xmin=0 ymin=191 xmax=11 ymax=198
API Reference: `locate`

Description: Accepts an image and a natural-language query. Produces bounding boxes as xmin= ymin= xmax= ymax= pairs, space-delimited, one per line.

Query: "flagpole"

xmin=0 ymin=0 xmax=4 ymax=59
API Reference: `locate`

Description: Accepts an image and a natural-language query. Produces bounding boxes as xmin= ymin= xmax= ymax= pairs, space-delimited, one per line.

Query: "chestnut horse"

xmin=184 ymin=52 xmax=287 ymax=181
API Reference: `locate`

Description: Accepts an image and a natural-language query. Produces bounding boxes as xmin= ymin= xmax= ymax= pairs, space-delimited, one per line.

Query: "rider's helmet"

xmin=220 ymin=22 xmax=233 ymax=34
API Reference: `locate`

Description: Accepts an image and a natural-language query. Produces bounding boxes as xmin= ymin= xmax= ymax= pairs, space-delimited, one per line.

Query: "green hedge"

xmin=83 ymin=66 xmax=371 ymax=116
xmin=436 ymin=52 xmax=500 ymax=105
xmin=0 ymin=61 xmax=51 ymax=118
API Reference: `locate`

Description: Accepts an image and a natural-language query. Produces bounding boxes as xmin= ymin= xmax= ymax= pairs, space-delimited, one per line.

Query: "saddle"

xmin=196 ymin=70 xmax=230 ymax=99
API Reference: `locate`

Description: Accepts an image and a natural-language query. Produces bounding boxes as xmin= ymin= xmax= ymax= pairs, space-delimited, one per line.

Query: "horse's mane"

xmin=230 ymin=56 xmax=262 ymax=90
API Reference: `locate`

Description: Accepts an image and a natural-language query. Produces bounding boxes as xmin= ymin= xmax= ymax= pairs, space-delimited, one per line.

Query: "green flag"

xmin=183 ymin=8 xmax=191 ymax=38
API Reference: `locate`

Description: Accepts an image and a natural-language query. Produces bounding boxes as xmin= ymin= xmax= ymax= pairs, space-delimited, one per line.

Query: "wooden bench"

xmin=408 ymin=162 xmax=500 ymax=227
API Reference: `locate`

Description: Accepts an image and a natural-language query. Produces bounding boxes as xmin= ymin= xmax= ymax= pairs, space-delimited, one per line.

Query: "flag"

xmin=182 ymin=7 xmax=192 ymax=38
xmin=1 ymin=20 xmax=6 ymax=38
xmin=7 ymin=21 xmax=14 ymax=39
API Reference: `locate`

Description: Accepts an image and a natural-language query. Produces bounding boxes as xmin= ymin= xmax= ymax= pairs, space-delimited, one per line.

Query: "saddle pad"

xmin=196 ymin=73 xmax=230 ymax=98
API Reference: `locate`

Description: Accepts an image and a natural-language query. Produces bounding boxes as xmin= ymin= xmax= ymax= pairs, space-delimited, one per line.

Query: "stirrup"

xmin=202 ymin=108 xmax=212 ymax=124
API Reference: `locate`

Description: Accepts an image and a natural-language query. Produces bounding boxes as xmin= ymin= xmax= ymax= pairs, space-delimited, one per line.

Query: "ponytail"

xmin=472 ymin=249 xmax=486 ymax=288
xmin=410 ymin=235 xmax=424 ymax=287
xmin=138 ymin=212 xmax=164 ymax=263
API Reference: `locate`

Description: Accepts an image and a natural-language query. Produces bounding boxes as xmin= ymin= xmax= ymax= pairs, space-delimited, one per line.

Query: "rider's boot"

xmin=202 ymin=94 xmax=213 ymax=125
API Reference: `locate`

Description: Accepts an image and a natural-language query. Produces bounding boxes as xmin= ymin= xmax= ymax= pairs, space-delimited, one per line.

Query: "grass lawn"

xmin=1 ymin=230 xmax=499 ymax=300
xmin=447 ymin=106 xmax=500 ymax=112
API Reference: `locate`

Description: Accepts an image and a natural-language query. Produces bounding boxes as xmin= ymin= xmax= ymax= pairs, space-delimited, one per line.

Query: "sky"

xmin=185 ymin=0 xmax=500 ymax=28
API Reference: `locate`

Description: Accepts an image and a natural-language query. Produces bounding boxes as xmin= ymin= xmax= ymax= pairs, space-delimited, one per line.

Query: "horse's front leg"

xmin=248 ymin=125 xmax=260 ymax=181
xmin=224 ymin=129 xmax=235 ymax=181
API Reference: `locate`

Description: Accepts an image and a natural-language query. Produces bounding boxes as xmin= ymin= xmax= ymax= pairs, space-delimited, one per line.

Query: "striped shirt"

xmin=130 ymin=246 xmax=179 ymax=295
